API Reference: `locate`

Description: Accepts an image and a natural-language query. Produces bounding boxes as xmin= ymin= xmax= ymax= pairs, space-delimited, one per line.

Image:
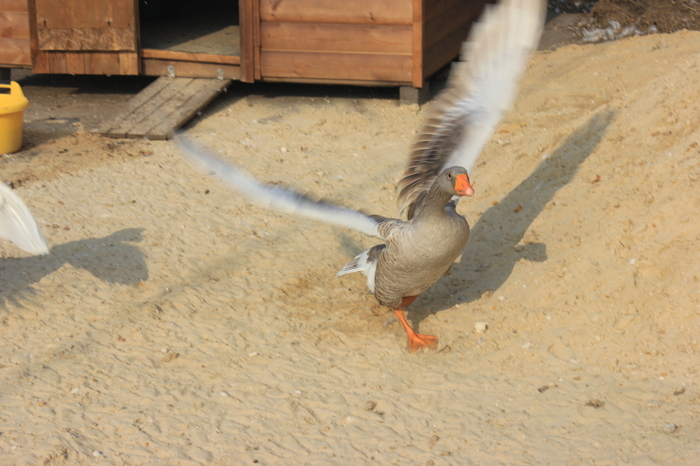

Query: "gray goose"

xmin=179 ymin=0 xmax=544 ymax=351
xmin=0 ymin=182 xmax=49 ymax=255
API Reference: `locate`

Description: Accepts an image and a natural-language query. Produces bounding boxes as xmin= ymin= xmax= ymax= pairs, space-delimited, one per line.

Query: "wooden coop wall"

xmin=29 ymin=0 xmax=139 ymax=75
xmin=422 ymin=0 xmax=488 ymax=78
xmin=4 ymin=0 xmax=488 ymax=88
xmin=0 ymin=0 xmax=31 ymax=67
xmin=258 ymin=0 xmax=415 ymax=86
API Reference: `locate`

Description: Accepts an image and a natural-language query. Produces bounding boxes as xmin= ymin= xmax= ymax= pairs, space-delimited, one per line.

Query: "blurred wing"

xmin=0 ymin=183 xmax=50 ymax=255
xmin=397 ymin=0 xmax=545 ymax=218
xmin=178 ymin=137 xmax=397 ymax=239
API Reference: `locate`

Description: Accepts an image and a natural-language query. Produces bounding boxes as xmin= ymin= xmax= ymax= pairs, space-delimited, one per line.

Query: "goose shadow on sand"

xmin=405 ymin=109 xmax=615 ymax=328
xmin=0 ymin=228 xmax=148 ymax=308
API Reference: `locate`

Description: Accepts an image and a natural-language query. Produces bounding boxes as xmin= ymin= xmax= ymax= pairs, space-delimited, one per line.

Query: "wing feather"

xmin=178 ymin=137 xmax=398 ymax=239
xmin=397 ymin=0 xmax=545 ymax=218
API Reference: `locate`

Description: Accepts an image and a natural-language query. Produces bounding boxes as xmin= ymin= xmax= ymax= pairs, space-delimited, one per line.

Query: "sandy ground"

xmin=1 ymin=28 xmax=699 ymax=464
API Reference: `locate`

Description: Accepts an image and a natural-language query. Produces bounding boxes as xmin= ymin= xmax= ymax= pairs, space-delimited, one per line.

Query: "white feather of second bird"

xmin=0 ymin=182 xmax=50 ymax=255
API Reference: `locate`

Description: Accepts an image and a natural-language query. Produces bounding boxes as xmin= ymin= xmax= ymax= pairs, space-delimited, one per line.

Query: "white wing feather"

xmin=444 ymin=0 xmax=545 ymax=172
xmin=0 ymin=182 xmax=50 ymax=255
xmin=178 ymin=138 xmax=385 ymax=239
xmin=397 ymin=0 xmax=545 ymax=217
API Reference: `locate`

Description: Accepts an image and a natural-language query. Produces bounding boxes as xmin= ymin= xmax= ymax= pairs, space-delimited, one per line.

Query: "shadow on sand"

xmin=0 ymin=228 xmax=148 ymax=308
xmin=408 ymin=110 xmax=615 ymax=328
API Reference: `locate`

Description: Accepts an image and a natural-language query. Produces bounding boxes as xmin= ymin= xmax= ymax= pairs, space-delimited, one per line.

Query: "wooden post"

xmin=239 ymin=0 xmax=255 ymax=83
xmin=412 ymin=0 xmax=423 ymax=88
xmin=253 ymin=0 xmax=261 ymax=80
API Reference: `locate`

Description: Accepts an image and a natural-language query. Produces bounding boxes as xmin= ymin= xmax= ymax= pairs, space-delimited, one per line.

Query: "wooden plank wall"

xmin=34 ymin=0 xmax=137 ymax=51
xmin=32 ymin=50 xmax=139 ymax=75
xmin=0 ymin=0 xmax=31 ymax=66
xmin=422 ymin=0 xmax=488 ymax=79
xmin=30 ymin=0 xmax=139 ymax=75
xmin=258 ymin=0 xmax=413 ymax=85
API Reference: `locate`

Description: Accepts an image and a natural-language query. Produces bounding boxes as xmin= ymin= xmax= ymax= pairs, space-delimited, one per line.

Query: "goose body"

xmin=179 ymin=0 xmax=545 ymax=351
xmin=340 ymin=170 xmax=472 ymax=310
xmin=374 ymin=212 xmax=469 ymax=308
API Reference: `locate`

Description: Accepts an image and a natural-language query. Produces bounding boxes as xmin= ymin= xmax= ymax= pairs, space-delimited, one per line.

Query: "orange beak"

xmin=454 ymin=173 xmax=474 ymax=196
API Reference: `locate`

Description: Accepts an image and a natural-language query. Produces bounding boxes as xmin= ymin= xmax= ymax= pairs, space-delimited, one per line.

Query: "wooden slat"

xmin=97 ymin=77 xmax=197 ymax=138
xmin=0 ymin=11 xmax=30 ymax=39
xmin=32 ymin=51 xmax=50 ymax=74
xmin=26 ymin=0 xmax=41 ymax=70
xmin=118 ymin=51 xmax=139 ymax=75
xmin=0 ymin=0 xmax=28 ymax=12
xmin=261 ymin=50 xmax=412 ymax=83
xmin=141 ymin=59 xmax=241 ymax=80
xmin=0 ymin=37 xmax=30 ymax=66
xmin=93 ymin=77 xmax=231 ymax=140
xmin=253 ymin=0 xmax=262 ymax=80
xmin=146 ymin=80 xmax=232 ymax=138
xmin=141 ymin=49 xmax=240 ymax=65
xmin=263 ymin=76 xmax=406 ymax=87
xmin=32 ymin=50 xmax=139 ymax=75
xmin=260 ymin=0 xmax=411 ymax=25
xmin=412 ymin=0 xmax=423 ymax=88
xmin=128 ymin=79 xmax=213 ymax=138
xmin=79 ymin=52 xmax=126 ymax=75
xmin=84 ymin=51 xmax=113 ymax=74
xmin=37 ymin=27 xmax=136 ymax=51
xmin=47 ymin=51 xmax=67 ymax=73
xmin=239 ymin=0 xmax=255 ymax=82
xmin=261 ymin=22 xmax=411 ymax=54
xmin=64 ymin=51 xmax=86 ymax=74
xmin=103 ymin=77 xmax=173 ymax=125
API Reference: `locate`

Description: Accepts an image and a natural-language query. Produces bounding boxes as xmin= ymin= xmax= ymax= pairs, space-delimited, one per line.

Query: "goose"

xmin=179 ymin=0 xmax=545 ymax=351
xmin=0 ymin=182 xmax=50 ymax=255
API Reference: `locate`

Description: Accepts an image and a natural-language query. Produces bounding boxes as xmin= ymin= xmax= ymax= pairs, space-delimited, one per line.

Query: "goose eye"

xmin=447 ymin=173 xmax=452 ymax=178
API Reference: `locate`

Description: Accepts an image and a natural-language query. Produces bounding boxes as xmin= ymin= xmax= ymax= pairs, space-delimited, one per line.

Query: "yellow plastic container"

xmin=0 ymin=81 xmax=30 ymax=154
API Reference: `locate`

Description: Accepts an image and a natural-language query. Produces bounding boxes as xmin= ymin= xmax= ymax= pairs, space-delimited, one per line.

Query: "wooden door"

xmin=30 ymin=0 xmax=139 ymax=75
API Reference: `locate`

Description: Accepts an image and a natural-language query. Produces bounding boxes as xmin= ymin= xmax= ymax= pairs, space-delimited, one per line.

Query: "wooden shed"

xmin=2 ymin=0 xmax=489 ymax=86
xmin=2 ymin=0 xmax=488 ymax=137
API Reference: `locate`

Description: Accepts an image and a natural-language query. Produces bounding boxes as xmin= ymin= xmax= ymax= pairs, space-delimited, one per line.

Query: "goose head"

xmin=438 ymin=166 xmax=474 ymax=197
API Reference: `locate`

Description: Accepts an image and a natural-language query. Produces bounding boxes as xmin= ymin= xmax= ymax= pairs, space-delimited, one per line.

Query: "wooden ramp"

xmin=93 ymin=77 xmax=231 ymax=140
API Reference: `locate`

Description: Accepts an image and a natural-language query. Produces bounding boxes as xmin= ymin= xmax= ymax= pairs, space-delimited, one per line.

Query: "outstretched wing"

xmin=178 ymin=137 xmax=403 ymax=240
xmin=397 ymin=0 xmax=545 ymax=218
xmin=0 ymin=182 xmax=50 ymax=255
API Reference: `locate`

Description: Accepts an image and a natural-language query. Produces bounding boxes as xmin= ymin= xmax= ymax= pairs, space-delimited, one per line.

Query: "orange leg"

xmin=393 ymin=309 xmax=438 ymax=352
